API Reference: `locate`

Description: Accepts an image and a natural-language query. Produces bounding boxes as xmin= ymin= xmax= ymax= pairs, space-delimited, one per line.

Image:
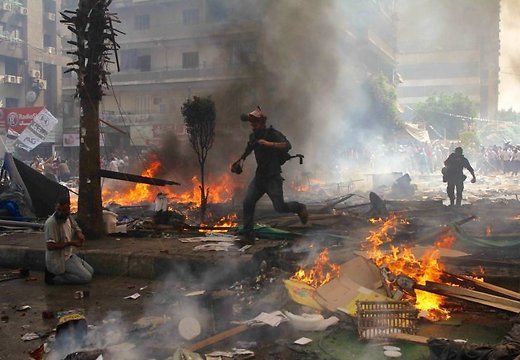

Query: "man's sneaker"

xmin=297 ymin=205 xmax=308 ymax=225
xmin=44 ymin=268 xmax=55 ymax=285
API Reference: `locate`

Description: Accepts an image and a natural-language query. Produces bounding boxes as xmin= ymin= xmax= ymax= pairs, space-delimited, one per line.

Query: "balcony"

xmin=108 ymin=65 xmax=258 ymax=86
xmin=118 ymin=21 xmax=258 ymax=45
xmin=111 ymin=0 xmax=184 ymax=8
xmin=61 ymin=64 xmax=259 ymax=92
xmin=0 ymin=39 xmax=23 ymax=59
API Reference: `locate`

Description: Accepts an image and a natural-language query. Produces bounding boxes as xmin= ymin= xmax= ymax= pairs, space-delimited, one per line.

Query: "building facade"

xmin=0 ymin=0 xmax=67 ymax=149
xmin=396 ymin=0 xmax=500 ymax=119
xmin=61 ymin=0 xmax=398 ymax=158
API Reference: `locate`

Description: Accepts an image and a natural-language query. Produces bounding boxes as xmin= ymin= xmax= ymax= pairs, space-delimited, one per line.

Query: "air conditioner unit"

xmin=30 ymin=69 xmax=41 ymax=78
xmin=2 ymin=3 xmax=12 ymax=11
xmin=47 ymin=12 xmax=56 ymax=21
xmin=38 ymin=79 xmax=47 ymax=90
xmin=5 ymin=75 xmax=17 ymax=84
xmin=18 ymin=7 xmax=27 ymax=15
xmin=15 ymin=76 xmax=22 ymax=84
xmin=46 ymin=46 xmax=56 ymax=54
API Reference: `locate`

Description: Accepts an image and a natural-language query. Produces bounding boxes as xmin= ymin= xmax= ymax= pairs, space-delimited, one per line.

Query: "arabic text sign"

xmin=15 ymin=108 xmax=58 ymax=151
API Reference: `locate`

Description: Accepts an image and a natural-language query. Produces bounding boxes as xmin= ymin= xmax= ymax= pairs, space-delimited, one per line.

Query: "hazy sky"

xmin=499 ymin=0 xmax=520 ymax=111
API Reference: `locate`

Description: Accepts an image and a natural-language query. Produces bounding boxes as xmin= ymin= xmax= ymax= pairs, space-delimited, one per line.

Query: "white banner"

xmin=14 ymin=108 xmax=58 ymax=151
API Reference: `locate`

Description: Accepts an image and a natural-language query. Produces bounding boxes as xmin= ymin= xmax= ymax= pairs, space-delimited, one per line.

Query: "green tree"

xmin=364 ymin=72 xmax=401 ymax=133
xmin=181 ymin=96 xmax=216 ymax=223
xmin=414 ymin=93 xmax=476 ymax=140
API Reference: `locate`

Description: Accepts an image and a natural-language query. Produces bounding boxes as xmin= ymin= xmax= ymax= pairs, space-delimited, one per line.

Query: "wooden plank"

xmin=386 ymin=333 xmax=429 ymax=344
xmin=458 ymin=275 xmax=520 ymax=301
xmin=99 ymin=169 xmax=181 ymax=186
xmin=187 ymin=324 xmax=249 ymax=352
xmin=450 ymin=294 xmax=520 ymax=313
xmin=417 ymin=282 xmax=520 ymax=311
xmin=416 ymin=216 xmax=477 ymax=244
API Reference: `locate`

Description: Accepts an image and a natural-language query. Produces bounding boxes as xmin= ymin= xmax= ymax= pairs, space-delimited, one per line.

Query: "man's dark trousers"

xmin=447 ymin=179 xmax=464 ymax=205
xmin=243 ymin=174 xmax=304 ymax=237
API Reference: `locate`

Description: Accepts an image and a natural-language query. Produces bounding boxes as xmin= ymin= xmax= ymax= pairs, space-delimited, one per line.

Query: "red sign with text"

xmin=0 ymin=107 xmax=45 ymax=135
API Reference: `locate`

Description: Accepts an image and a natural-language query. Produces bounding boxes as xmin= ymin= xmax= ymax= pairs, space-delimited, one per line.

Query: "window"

xmin=230 ymin=40 xmax=257 ymax=65
xmin=121 ymin=49 xmax=138 ymax=71
xmin=183 ymin=9 xmax=200 ymax=25
xmin=137 ymin=55 xmax=151 ymax=72
xmin=206 ymin=0 xmax=228 ymax=22
xmin=43 ymin=34 xmax=53 ymax=48
xmin=182 ymin=52 xmax=199 ymax=69
xmin=6 ymin=98 xmax=19 ymax=108
xmin=5 ymin=58 xmax=17 ymax=74
xmin=135 ymin=95 xmax=151 ymax=114
xmin=135 ymin=14 xmax=150 ymax=30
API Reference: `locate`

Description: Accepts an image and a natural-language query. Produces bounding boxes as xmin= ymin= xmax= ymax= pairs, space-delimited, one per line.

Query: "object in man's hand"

xmin=231 ymin=160 xmax=243 ymax=174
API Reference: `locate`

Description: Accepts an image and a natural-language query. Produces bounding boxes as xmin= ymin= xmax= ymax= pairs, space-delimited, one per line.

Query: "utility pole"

xmin=61 ymin=0 xmax=122 ymax=238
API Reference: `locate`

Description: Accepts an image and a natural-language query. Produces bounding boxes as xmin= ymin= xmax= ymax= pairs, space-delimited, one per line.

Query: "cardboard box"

xmin=315 ymin=256 xmax=389 ymax=314
xmin=284 ymin=256 xmax=390 ymax=315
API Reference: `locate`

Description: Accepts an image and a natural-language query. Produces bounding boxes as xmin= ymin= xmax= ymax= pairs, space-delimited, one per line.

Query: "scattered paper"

xmin=206 ymin=349 xmax=254 ymax=358
xmin=284 ymin=311 xmax=339 ymax=331
xmin=185 ymin=290 xmax=206 ymax=297
xmin=294 ymin=337 xmax=313 ymax=345
xmin=181 ymin=234 xmax=239 ymax=243
xmin=193 ymin=242 xmax=235 ymax=251
xmin=238 ymin=245 xmax=253 ymax=252
xmin=21 ymin=332 xmax=40 ymax=341
xmin=239 ymin=311 xmax=287 ymax=327
xmin=124 ymin=293 xmax=141 ymax=300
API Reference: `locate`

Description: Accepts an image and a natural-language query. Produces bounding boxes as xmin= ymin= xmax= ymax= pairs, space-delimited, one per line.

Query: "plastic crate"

xmin=356 ymin=300 xmax=419 ymax=340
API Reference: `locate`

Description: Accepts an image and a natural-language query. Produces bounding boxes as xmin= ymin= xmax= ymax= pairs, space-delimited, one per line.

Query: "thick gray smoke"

xmin=499 ymin=0 xmax=520 ymax=111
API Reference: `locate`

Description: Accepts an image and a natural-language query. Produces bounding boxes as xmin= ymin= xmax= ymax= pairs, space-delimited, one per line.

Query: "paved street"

xmin=0 ymin=268 xmax=514 ymax=360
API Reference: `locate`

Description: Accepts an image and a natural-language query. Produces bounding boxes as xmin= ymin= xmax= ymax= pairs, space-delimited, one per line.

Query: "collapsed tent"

xmin=1 ymin=153 xmax=69 ymax=219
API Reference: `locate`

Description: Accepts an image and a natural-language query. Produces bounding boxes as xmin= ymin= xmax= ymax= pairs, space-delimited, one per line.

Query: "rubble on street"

xmin=0 ymin=169 xmax=519 ymax=359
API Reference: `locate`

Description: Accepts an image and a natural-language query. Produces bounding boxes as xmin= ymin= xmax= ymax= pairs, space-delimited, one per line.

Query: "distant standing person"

xmin=44 ymin=197 xmax=93 ymax=285
xmin=57 ymin=159 xmax=71 ymax=182
xmin=442 ymin=147 xmax=476 ymax=207
xmin=231 ymin=106 xmax=308 ymax=244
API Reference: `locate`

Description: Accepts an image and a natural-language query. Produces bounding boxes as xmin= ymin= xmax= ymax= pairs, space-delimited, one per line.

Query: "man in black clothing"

xmin=443 ymin=147 xmax=476 ymax=206
xmin=232 ymin=106 xmax=308 ymax=244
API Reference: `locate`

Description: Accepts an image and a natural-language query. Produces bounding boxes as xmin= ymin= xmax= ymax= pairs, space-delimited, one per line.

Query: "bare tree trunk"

xmin=199 ymin=163 xmax=208 ymax=223
xmin=77 ymin=97 xmax=104 ymax=238
xmin=75 ymin=0 xmax=105 ymax=238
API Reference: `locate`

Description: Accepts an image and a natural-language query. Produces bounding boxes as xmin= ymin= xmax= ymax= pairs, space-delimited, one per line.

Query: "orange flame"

xmin=289 ymin=178 xmax=325 ymax=193
xmin=363 ymin=213 xmax=450 ymax=321
xmin=199 ymin=213 xmax=238 ymax=233
xmin=291 ymin=248 xmax=341 ymax=288
xmin=485 ymin=225 xmax=492 ymax=236
xmin=102 ymin=157 xmax=235 ymax=206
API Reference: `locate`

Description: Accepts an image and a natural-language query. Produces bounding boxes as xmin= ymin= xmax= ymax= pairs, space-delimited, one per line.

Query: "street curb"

xmin=0 ymin=246 xmax=27 ymax=268
xmin=0 ymin=245 xmax=258 ymax=281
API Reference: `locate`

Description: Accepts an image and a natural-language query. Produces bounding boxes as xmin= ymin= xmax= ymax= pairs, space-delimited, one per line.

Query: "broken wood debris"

xmin=415 ymin=281 xmax=520 ymax=313
xmin=99 ymin=169 xmax=181 ymax=186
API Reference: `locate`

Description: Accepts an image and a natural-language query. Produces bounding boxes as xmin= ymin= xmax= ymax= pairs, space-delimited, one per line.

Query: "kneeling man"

xmin=44 ymin=196 xmax=93 ymax=285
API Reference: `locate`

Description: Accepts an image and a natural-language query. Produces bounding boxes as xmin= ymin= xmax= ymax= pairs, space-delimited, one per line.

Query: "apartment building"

xmin=61 ymin=0 xmax=398 ymax=155
xmin=0 ymin=0 xmax=66 ymax=154
xmin=396 ymin=0 xmax=500 ymax=119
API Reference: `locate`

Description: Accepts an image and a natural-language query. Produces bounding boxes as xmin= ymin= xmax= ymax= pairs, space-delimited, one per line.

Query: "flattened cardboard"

xmin=315 ymin=256 xmax=389 ymax=314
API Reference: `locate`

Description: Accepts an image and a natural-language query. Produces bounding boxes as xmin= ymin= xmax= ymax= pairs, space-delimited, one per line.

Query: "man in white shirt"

xmin=44 ymin=197 xmax=93 ymax=285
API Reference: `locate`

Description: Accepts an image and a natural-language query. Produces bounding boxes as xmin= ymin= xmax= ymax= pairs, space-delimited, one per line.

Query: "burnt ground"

xmin=0 ymin=268 xmax=515 ymax=360
xmin=0 ymin=173 xmax=519 ymax=359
